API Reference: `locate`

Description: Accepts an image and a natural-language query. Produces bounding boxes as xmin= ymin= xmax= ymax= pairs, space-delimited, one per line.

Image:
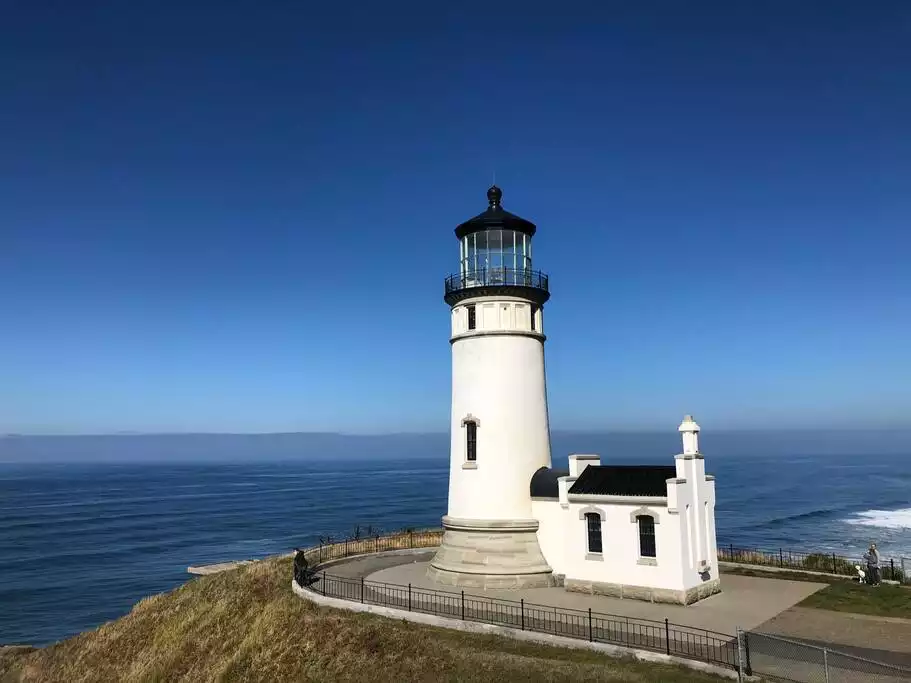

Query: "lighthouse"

xmin=428 ymin=186 xmax=556 ymax=589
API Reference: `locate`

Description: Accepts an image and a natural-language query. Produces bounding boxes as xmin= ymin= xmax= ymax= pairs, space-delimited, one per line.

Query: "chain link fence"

xmin=741 ymin=631 xmax=911 ymax=682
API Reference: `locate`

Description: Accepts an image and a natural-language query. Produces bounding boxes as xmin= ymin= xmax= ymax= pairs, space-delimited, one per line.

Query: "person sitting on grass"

xmin=863 ymin=543 xmax=881 ymax=586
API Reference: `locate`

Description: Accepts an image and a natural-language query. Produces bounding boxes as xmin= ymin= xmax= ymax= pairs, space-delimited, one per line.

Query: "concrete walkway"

xmin=335 ymin=551 xmax=824 ymax=636
xmin=187 ymin=560 xmax=255 ymax=575
xmin=755 ymin=606 xmax=911 ymax=663
xmin=311 ymin=552 xmax=911 ymax=681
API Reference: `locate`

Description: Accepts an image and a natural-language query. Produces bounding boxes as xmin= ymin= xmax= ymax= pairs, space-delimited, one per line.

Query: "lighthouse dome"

xmin=455 ymin=185 xmax=537 ymax=240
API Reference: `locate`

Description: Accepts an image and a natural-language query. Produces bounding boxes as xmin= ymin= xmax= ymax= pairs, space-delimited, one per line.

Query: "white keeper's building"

xmin=428 ymin=186 xmax=721 ymax=605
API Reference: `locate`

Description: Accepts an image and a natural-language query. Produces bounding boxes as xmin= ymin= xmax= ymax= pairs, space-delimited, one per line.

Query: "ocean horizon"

xmin=5 ymin=427 xmax=911 ymax=462
xmin=2 ymin=429 xmax=910 ymax=646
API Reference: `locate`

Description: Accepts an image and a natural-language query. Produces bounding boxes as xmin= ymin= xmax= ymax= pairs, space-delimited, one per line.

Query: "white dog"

xmin=854 ymin=564 xmax=867 ymax=583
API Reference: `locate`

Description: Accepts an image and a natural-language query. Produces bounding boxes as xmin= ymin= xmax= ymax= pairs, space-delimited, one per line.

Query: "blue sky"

xmin=2 ymin=1 xmax=909 ymax=435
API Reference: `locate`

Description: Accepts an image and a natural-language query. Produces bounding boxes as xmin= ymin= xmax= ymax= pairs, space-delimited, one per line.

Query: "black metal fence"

xmin=300 ymin=570 xmax=739 ymax=671
xmin=288 ymin=528 xmax=911 ymax=677
xmin=294 ymin=528 xmax=443 ymax=570
xmin=295 ymin=527 xmax=908 ymax=584
xmin=718 ymin=543 xmax=906 ymax=582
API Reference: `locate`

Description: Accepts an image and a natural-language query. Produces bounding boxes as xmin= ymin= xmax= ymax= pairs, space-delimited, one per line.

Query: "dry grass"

xmin=0 ymin=556 xmax=725 ymax=683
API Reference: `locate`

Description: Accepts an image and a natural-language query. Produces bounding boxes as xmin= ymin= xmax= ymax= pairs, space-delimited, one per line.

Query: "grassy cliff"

xmin=0 ymin=556 xmax=724 ymax=683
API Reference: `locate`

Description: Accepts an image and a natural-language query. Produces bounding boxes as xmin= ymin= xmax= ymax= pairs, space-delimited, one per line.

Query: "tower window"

xmin=465 ymin=420 xmax=477 ymax=461
xmin=585 ymin=513 xmax=602 ymax=554
xmin=530 ymin=305 xmax=538 ymax=331
xmin=467 ymin=305 xmax=476 ymax=330
xmin=637 ymin=515 xmax=656 ymax=558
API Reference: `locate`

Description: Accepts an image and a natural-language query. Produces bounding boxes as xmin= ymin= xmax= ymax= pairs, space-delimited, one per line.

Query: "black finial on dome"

xmin=487 ymin=185 xmax=503 ymax=208
xmin=454 ymin=184 xmax=536 ymax=240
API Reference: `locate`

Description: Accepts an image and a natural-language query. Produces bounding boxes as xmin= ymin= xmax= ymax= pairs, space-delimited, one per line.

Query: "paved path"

xmin=755 ymin=606 xmax=911 ymax=664
xmin=310 ymin=553 xmax=911 ymax=680
xmin=329 ymin=551 xmax=823 ymax=636
xmin=324 ymin=552 xmax=430 ymax=579
xmin=187 ymin=560 xmax=255 ymax=575
xmin=744 ymin=636 xmax=910 ymax=683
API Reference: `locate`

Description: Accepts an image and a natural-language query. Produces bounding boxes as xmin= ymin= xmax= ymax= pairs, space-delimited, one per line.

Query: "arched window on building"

xmin=637 ymin=515 xmax=656 ymax=558
xmin=585 ymin=512 xmax=602 ymax=554
xmin=465 ymin=420 xmax=477 ymax=462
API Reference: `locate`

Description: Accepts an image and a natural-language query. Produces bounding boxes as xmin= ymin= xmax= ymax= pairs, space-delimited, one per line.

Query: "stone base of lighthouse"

xmin=427 ymin=516 xmax=556 ymax=589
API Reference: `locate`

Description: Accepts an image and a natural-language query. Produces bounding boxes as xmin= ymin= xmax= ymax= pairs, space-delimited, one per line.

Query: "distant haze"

xmin=1 ymin=429 xmax=909 ymax=464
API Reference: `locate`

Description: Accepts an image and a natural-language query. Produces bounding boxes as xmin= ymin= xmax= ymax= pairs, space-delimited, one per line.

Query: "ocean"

xmin=1 ymin=430 xmax=910 ymax=646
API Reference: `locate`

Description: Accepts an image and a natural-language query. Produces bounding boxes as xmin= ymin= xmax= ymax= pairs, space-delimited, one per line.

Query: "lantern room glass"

xmin=460 ymin=230 xmax=532 ymax=284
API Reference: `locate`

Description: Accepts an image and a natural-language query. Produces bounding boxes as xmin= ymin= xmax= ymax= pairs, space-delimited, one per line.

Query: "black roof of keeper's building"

xmin=568 ymin=465 xmax=677 ymax=497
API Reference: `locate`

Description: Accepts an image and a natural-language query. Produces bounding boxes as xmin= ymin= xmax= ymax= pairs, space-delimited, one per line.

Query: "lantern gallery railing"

xmin=444 ymin=268 xmax=549 ymax=295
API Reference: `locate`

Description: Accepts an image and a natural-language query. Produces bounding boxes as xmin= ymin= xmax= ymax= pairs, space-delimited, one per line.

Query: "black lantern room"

xmin=444 ymin=186 xmax=550 ymax=306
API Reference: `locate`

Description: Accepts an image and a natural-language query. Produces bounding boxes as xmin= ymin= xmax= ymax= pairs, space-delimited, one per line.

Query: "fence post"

xmin=832 ymin=552 xmax=837 ymax=574
xmin=345 ymin=538 xmax=349 ymax=557
xmin=319 ymin=541 xmax=322 ymax=564
xmin=891 ymin=558 xmax=895 ymax=581
xmin=779 ymin=548 xmax=783 ymax=567
xmin=823 ymin=647 xmax=830 ymax=683
xmin=410 ymin=530 xmax=414 ymax=548
xmin=520 ymin=599 xmax=525 ymax=630
xmin=736 ymin=628 xmax=745 ymax=683
xmin=321 ymin=571 xmax=326 ymax=596
xmin=408 ymin=583 xmax=411 ymax=611
xmin=729 ymin=543 xmax=734 ymax=561
xmin=361 ymin=576 xmax=365 ymax=603
xmin=665 ymin=618 xmax=670 ymax=655
xmin=743 ymin=630 xmax=752 ymax=676
xmin=588 ymin=608 xmax=592 ymax=642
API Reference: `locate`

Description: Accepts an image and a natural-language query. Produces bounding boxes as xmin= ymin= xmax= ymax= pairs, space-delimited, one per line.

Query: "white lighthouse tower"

xmin=428 ymin=186 xmax=556 ymax=589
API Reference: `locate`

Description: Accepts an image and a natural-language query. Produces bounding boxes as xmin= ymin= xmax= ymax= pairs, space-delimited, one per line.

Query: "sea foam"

xmin=846 ymin=508 xmax=911 ymax=530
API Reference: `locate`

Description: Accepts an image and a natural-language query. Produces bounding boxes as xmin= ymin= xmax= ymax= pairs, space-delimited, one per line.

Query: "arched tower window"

xmin=466 ymin=421 xmax=477 ymax=461
xmin=461 ymin=415 xmax=479 ymax=464
xmin=585 ymin=513 xmax=602 ymax=554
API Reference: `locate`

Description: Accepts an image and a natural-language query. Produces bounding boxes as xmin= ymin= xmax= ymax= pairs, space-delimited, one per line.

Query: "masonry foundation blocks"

xmin=427 ymin=516 xmax=556 ymax=589
xmin=565 ymin=578 xmax=721 ymax=605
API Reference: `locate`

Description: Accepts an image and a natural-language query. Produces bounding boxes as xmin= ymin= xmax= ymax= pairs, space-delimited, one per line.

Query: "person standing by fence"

xmin=863 ymin=543 xmax=881 ymax=586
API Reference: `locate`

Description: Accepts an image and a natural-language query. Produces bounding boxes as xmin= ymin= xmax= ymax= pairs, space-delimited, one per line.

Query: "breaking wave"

xmin=761 ymin=508 xmax=838 ymax=527
xmin=846 ymin=508 xmax=911 ymax=530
